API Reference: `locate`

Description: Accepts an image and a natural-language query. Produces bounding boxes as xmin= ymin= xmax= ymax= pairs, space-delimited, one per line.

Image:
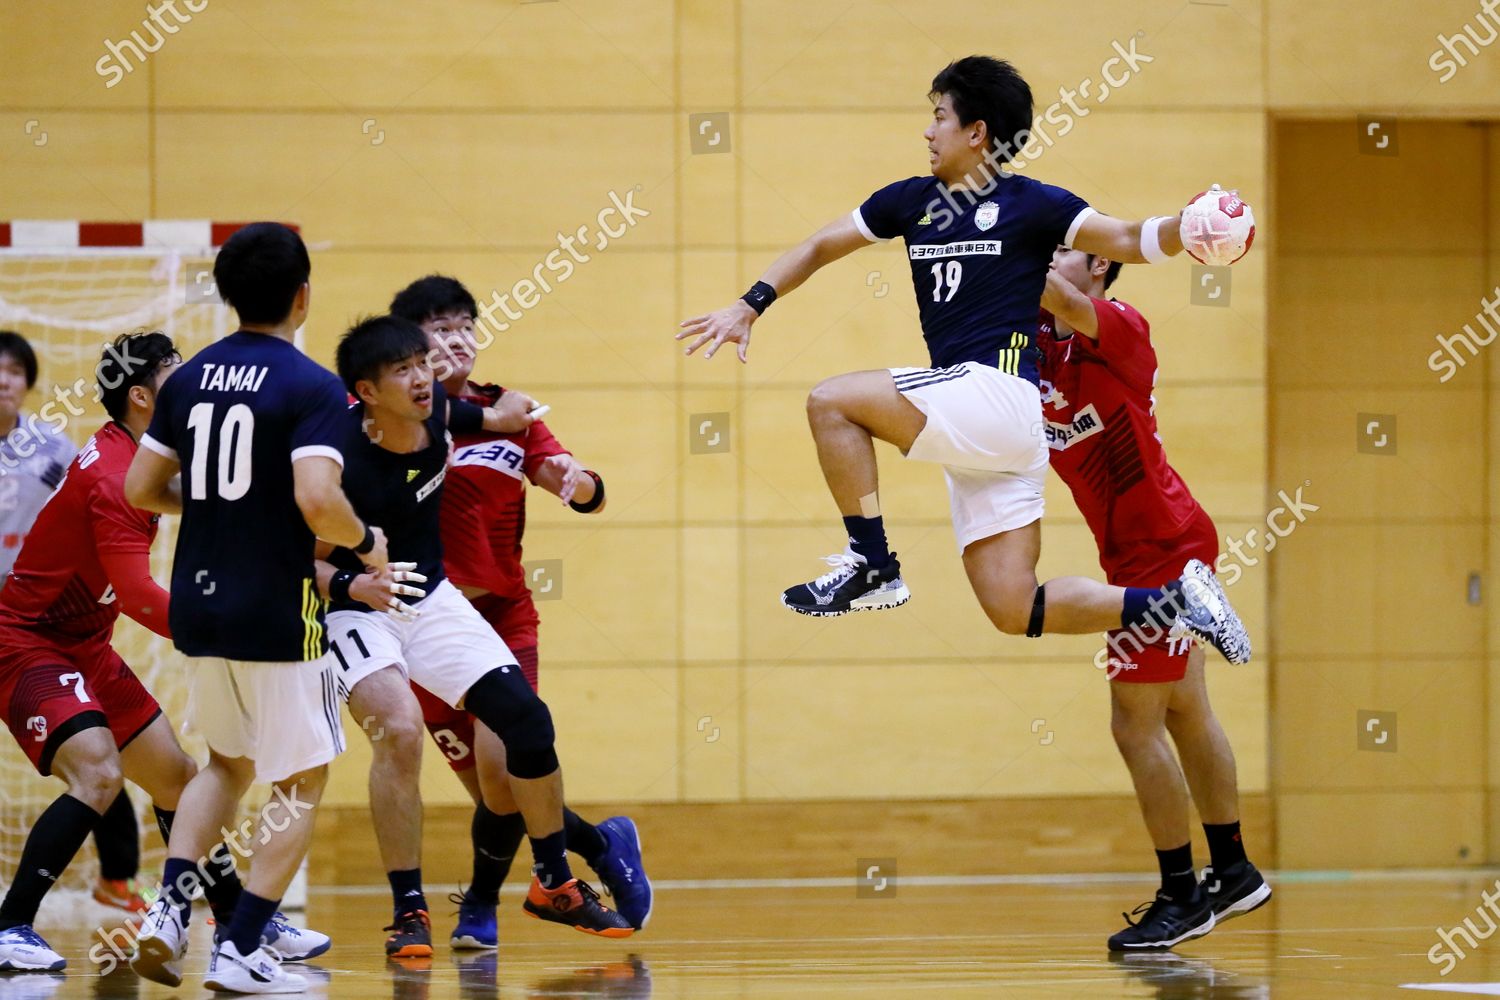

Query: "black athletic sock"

xmin=1204 ymin=821 xmax=1248 ymax=872
xmin=95 ymin=790 xmax=140 ymax=881
xmin=470 ymin=805 xmax=525 ymax=905
xmin=1122 ymin=581 xmax=1185 ymax=633
xmin=530 ymin=830 xmax=572 ymax=890
xmin=153 ymin=808 xmax=243 ymax=923
xmin=388 ymin=867 xmax=427 ymax=918
xmin=0 ymin=794 xmax=102 ymax=928
xmin=159 ymin=856 xmax=197 ymax=924
xmin=226 ymin=891 xmax=278 ymax=956
xmin=1156 ymin=843 xmax=1197 ymax=902
xmin=564 ymin=809 xmax=607 ymax=867
xmin=842 ymin=515 xmax=891 ymax=569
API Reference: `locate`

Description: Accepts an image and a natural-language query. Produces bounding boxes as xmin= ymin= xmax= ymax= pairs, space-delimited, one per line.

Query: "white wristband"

xmin=1141 ymin=216 xmax=1171 ymax=265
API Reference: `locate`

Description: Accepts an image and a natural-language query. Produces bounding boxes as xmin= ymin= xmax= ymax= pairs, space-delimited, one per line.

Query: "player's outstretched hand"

xmin=351 ymin=561 xmax=427 ymax=621
xmin=540 ymin=454 xmax=586 ymax=505
xmin=488 ymin=390 xmax=537 ymax=433
xmin=677 ymin=300 xmax=756 ymax=363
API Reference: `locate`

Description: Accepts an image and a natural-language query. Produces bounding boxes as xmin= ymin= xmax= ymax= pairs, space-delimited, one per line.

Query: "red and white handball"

xmin=1180 ymin=184 xmax=1255 ymax=266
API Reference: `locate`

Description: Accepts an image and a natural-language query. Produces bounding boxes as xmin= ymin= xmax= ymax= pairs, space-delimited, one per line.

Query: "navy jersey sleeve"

xmin=444 ymin=385 xmax=485 ymax=434
xmin=1028 ymin=178 xmax=1093 ymax=249
xmin=141 ymin=364 xmax=184 ymax=459
xmin=290 ymin=366 xmax=352 ymax=466
xmin=854 ymin=177 xmax=926 ymax=241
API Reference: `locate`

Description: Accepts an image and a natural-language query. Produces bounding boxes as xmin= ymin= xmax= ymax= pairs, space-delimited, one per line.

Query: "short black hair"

xmin=389 ymin=274 xmax=478 ymax=325
xmin=212 ymin=222 xmax=310 ymax=325
xmin=929 ymin=56 xmax=1034 ymax=161
xmin=99 ymin=331 xmax=179 ymax=422
xmin=336 ymin=315 xmax=428 ymax=395
xmin=0 ymin=331 xmax=37 ymax=388
xmin=1087 ymin=255 xmax=1125 ymax=291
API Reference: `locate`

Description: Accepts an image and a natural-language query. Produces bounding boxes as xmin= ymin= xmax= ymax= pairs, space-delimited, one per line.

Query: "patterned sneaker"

xmin=780 ymin=549 xmax=910 ymax=617
xmin=448 ymin=891 xmax=497 ymax=950
xmin=384 ymin=910 xmax=433 ymax=958
xmin=593 ymin=817 xmax=653 ymax=930
xmin=1200 ymin=862 xmax=1272 ymax=923
xmin=1171 ymin=559 xmax=1251 ymax=664
xmin=522 ymin=878 xmax=633 ymax=938
xmin=129 ymin=898 xmax=188 ymax=986
xmin=260 ymin=911 xmax=331 ymax=961
xmin=0 ymin=925 xmax=65 ymax=972
xmin=204 ymin=938 xmax=306 ymax=994
xmin=1107 ymin=889 xmax=1216 ymax=951
xmin=92 ymin=877 xmax=149 ymax=915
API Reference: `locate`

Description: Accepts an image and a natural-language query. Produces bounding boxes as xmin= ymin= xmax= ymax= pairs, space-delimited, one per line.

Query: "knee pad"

xmin=462 ymin=666 xmax=559 ymax=779
xmin=1026 ymin=585 xmax=1045 ymax=638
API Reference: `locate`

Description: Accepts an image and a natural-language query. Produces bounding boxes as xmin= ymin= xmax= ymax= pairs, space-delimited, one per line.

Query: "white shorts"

xmin=328 ymin=579 xmax=518 ymax=710
xmin=889 ymin=362 xmax=1048 ymax=552
xmin=184 ymin=655 xmax=346 ymax=783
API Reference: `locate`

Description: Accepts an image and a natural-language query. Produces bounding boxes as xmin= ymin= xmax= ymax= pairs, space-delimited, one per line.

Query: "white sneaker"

xmin=129 ymin=898 xmax=188 ymax=987
xmin=204 ymin=939 xmax=307 ymax=994
xmin=0 ymin=925 xmax=65 ymax=972
xmin=260 ymin=911 xmax=331 ymax=961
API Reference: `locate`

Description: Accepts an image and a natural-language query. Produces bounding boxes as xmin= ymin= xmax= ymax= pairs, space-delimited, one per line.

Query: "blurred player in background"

xmin=126 ymin=223 xmax=378 ymax=994
xmin=678 ymin=55 xmax=1250 ymax=667
xmin=1038 ymin=250 xmax=1270 ymax=950
xmin=0 ymin=329 xmax=152 ymax=915
xmin=391 ymin=275 xmax=653 ymax=948
xmin=319 ymin=315 xmax=632 ymax=958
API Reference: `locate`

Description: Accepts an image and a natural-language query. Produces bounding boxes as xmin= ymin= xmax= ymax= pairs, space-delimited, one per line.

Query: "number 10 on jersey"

xmin=186 ymin=402 xmax=255 ymax=500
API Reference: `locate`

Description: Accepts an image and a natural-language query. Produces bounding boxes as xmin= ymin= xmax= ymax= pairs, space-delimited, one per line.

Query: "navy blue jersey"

xmin=855 ymin=174 xmax=1091 ymax=384
xmin=142 ymin=331 xmax=348 ymax=662
xmin=328 ymin=384 xmax=451 ymax=613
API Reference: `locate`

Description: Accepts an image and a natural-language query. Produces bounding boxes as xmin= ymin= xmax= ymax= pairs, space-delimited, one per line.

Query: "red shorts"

xmin=415 ymin=592 xmax=540 ymax=772
xmin=1100 ymin=506 xmax=1220 ymax=685
xmin=0 ymin=626 xmax=162 ymax=775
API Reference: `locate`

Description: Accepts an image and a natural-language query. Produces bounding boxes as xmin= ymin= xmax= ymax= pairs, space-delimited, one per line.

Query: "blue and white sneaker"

xmin=204 ymin=938 xmax=305 ymax=994
xmin=1171 ymin=559 xmax=1251 ymax=665
xmin=129 ymin=898 xmax=188 ymax=986
xmin=449 ymin=891 xmax=498 ymax=950
xmin=781 ymin=549 xmax=909 ymax=617
xmin=593 ymin=816 xmax=653 ymax=930
xmin=0 ymin=925 xmax=65 ymax=972
xmin=260 ymin=911 xmax=330 ymax=962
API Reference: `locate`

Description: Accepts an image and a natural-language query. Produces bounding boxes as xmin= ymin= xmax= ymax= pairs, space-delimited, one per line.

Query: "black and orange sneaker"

xmin=522 ymin=877 xmax=633 ymax=938
xmin=384 ymin=909 xmax=434 ymax=958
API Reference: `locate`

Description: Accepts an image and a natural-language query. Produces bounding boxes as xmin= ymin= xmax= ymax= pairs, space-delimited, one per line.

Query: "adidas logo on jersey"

xmin=407 ymin=469 xmax=418 ymax=483
xmin=917 ymin=213 xmax=931 ymax=225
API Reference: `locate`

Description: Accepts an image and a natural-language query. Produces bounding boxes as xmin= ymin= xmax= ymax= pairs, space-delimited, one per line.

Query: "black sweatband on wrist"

xmin=569 ymin=471 xmax=605 ymax=513
xmin=740 ymin=280 xmax=777 ymax=315
xmin=353 ymin=525 xmax=375 ymax=555
xmin=329 ymin=570 xmax=358 ymax=604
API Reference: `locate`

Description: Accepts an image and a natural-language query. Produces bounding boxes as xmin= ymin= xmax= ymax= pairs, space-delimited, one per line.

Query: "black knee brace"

xmin=1026 ymin=585 xmax=1045 ymax=638
xmin=462 ymin=665 xmax=559 ymax=779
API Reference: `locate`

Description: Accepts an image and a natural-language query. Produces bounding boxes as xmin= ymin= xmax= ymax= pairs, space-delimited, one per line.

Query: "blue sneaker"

xmin=449 ymin=891 xmax=498 ymax=950
xmin=0 ymin=924 xmax=65 ymax=971
xmin=593 ymin=816 xmax=652 ymax=930
xmin=261 ymin=910 xmax=331 ymax=961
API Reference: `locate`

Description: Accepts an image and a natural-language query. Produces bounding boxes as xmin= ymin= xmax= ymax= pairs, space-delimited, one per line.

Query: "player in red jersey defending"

xmin=1037 ymin=251 xmax=1270 ymax=952
xmin=391 ymin=276 xmax=652 ymax=947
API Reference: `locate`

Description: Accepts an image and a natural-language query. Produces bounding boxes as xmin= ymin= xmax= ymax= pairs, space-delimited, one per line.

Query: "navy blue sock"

xmin=1121 ymin=581 xmax=1184 ymax=632
xmin=159 ymin=856 xmax=197 ymax=924
xmin=530 ymin=830 xmax=573 ymax=890
xmin=226 ymin=891 xmax=279 ymax=955
xmin=842 ymin=515 xmax=890 ymax=568
xmin=387 ymin=868 xmax=427 ymax=918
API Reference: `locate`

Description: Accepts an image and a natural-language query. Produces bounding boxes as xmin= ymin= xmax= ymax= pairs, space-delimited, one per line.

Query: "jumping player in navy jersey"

xmin=678 ymin=56 xmax=1250 ymax=664
xmin=315 ymin=316 xmax=632 ymax=954
xmin=125 ymin=223 xmax=387 ymax=994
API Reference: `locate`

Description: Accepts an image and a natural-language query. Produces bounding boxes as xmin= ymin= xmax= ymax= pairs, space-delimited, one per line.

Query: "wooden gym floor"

xmin=15 ymin=870 xmax=1500 ymax=998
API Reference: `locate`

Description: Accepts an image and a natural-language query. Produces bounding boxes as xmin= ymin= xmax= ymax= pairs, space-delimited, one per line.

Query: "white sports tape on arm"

xmin=1141 ymin=216 xmax=1171 ymax=265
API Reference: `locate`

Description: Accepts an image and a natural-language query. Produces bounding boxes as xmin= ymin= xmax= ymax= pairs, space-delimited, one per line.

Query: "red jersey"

xmin=0 ymin=422 xmax=168 ymax=641
xmin=440 ymin=383 xmax=570 ymax=602
xmin=1036 ymin=298 xmax=1212 ymax=571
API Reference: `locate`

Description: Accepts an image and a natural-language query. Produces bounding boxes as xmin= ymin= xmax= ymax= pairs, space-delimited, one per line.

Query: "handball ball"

xmin=1181 ymin=184 xmax=1255 ymax=266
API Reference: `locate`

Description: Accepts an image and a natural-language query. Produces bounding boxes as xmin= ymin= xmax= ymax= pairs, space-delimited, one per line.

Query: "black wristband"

xmin=353 ymin=525 xmax=375 ymax=555
xmin=569 ymin=471 xmax=605 ymax=513
xmin=329 ymin=570 xmax=358 ymax=604
xmin=740 ymin=280 xmax=777 ymax=315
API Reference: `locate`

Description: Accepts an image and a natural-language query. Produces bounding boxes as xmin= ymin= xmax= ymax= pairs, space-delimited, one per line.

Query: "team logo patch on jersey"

xmin=974 ymin=201 xmax=999 ymax=231
xmin=414 ymin=468 xmax=446 ymax=502
xmin=1044 ymin=403 xmax=1105 ymax=450
xmin=452 ymin=440 xmax=526 ymax=480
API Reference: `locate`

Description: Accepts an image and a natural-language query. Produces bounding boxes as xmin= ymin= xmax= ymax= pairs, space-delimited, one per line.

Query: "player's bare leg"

xmin=347 ymin=665 xmax=431 ymax=956
xmin=781 ymin=370 xmax=922 ymax=616
xmin=245 ymin=765 xmax=327 ymax=900
xmin=1164 ymin=648 xmax=1269 ymax=922
xmin=117 ymin=714 xmax=198 ymax=812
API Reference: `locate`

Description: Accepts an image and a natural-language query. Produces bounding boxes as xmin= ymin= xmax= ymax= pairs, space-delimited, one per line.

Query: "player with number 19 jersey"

xmin=142 ymin=331 xmax=350 ymax=662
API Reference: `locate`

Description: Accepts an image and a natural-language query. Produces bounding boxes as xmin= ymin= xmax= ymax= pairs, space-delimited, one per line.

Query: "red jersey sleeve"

xmin=99 ymin=550 xmax=172 ymax=638
xmin=522 ymin=419 xmax=571 ymax=483
xmin=1082 ymin=297 xmax=1157 ymax=394
xmin=88 ymin=471 xmax=155 ymax=556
